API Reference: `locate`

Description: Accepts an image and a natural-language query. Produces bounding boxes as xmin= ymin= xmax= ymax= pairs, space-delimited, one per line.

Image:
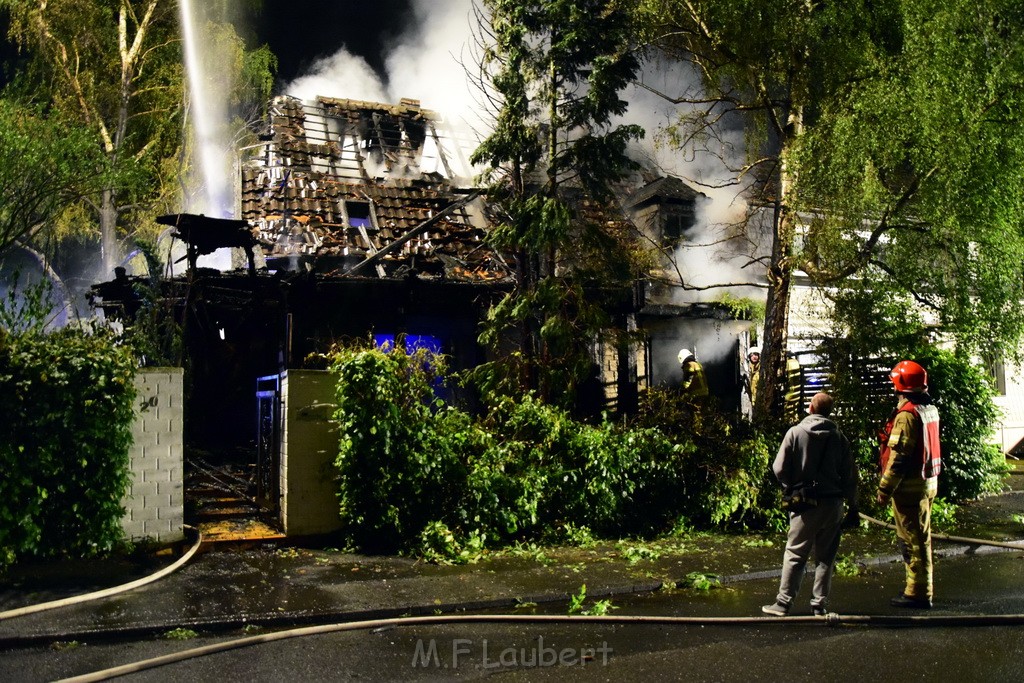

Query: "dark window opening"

xmin=346 ymin=201 xmax=373 ymax=229
xmin=988 ymin=355 xmax=1007 ymax=396
xmin=663 ymin=209 xmax=691 ymax=241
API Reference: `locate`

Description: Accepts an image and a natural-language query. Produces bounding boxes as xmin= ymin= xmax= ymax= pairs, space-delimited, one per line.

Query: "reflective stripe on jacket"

xmin=879 ymin=397 xmax=941 ymax=494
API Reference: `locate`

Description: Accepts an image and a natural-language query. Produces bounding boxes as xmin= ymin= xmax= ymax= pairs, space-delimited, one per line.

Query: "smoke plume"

xmin=281 ymin=1 xmax=769 ymax=300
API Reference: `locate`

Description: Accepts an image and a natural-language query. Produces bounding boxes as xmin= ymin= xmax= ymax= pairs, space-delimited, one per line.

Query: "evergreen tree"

xmin=471 ymin=0 xmax=645 ymax=407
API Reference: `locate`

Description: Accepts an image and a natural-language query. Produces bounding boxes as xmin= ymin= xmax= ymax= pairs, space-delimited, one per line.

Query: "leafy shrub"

xmin=464 ymin=394 xmax=693 ymax=541
xmin=632 ymin=388 xmax=779 ymax=529
xmin=0 ymin=326 xmax=136 ymax=569
xmin=418 ymin=521 xmax=485 ymax=565
xmin=329 ymin=344 xmax=469 ymax=552
xmin=916 ymin=348 xmax=1007 ymax=501
xmin=822 ymin=289 xmax=1008 ymax=505
xmin=826 ymin=345 xmax=1006 ymax=508
xmin=328 ymin=344 xmax=787 ymax=555
xmin=930 ymin=497 xmax=957 ymax=532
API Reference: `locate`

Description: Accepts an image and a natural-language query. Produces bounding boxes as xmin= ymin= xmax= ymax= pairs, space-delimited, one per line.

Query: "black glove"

xmin=841 ymin=508 xmax=861 ymax=529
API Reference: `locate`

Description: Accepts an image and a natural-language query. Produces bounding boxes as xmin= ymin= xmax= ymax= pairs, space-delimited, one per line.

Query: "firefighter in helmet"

xmin=678 ymin=348 xmax=709 ymax=399
xmin=877 ymin=359 xmax=941 ymax=609
xmin=744 ymin=345 xmax=761 ymax=406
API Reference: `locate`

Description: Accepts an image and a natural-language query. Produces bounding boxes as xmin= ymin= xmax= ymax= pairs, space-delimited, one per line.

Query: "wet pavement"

xmin=1 ymin=467 xmax=1024 ymax=681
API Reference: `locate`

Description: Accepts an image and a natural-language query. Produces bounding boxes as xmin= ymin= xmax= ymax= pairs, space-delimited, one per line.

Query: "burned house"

xmin=89 ymin=94 xmax=753 ymax=535
xmin=90 ymin=98 xmax=515 ymax=452
xmin=626 ymin=175 xmax=750 ymax=413
xmin=92 ymin=96 xmax=753 ymax=442
xmin=239 ymin=96 xmax=514 ymax=372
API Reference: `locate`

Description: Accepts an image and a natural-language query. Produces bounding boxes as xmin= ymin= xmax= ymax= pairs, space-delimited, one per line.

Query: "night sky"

xmin=253 ymin=0 xmax=415 ymax=84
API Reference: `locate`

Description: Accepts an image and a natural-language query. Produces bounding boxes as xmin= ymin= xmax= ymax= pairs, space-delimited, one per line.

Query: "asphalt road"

xmin=5 ymin=548 xmax=1024 ymax=682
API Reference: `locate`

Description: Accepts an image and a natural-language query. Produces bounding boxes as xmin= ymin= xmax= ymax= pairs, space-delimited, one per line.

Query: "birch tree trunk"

xmin=754 ymin=103 xmax=804 ymax=422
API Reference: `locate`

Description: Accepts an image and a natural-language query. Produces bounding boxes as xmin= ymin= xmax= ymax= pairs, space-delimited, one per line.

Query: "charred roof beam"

xmin=341 ymin=190 xmax=482 ymax=278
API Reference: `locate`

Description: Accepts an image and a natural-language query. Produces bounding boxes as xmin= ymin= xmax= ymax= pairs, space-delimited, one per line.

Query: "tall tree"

xmin=2 ymin=0 xmax=183 ymax=275
xmin=470 ymin=0 xmax=645 ymax=406
xmin=793 ymin=0 xmax=1024 ymax=358
xmin=636 ymin=0 xmax=1024 ymax=418
xmin=1 ymin=0 xmax=276 ymax=277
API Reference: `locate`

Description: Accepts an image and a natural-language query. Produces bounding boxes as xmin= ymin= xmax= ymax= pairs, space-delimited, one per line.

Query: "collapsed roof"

xmin=241 ymin=96 xmax=512 ymax=282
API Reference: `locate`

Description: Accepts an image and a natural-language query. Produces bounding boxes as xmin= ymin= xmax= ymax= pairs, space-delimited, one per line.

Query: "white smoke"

xmin=619 ymin=54 xmax=769 ymax=302
xmin=383 ymin=0 xmax=485 ymax=132
xmin=280 ymin=1 xmax=769 ymax=297
xmin=281 ymin=0 xmax=486 ymax=179
xmin=283 ymin=50 xmax=389 ymax=104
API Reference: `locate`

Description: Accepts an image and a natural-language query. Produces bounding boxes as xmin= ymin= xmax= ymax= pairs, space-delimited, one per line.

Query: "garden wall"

xmin=279 ymin=370 xmax=342 ymax=537
xmin=121 ymin=368 xmax=185 ymax=544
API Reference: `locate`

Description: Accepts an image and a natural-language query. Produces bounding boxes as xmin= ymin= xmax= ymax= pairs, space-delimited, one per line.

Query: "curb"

xmin=3 ymin=539 xmax=1021 ymax=650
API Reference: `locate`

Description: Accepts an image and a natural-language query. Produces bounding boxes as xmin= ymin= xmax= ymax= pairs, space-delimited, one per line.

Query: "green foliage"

xmin=162 ymin=628 xmax=199 ymax=640
xmin=0 ymin=274 xmax=60 ymax=335
xmin=475 ymin=278 xmax=614 ymax=409
xmin=679 ymin=572 xmax=721 ymax=592
xmin=471 ymin=0 xmax=646 ymax=407
xmin=119 ymin=274 xmax=184 ymax=368
xmin=464 ymin=393 xmax=692 ymax=540
xmin=328 ymin=344 xmax=785 ymax=557
xmin=567 ymin=583 xmax=588 ymax=614
xmin=714 ymin=293 xmax=765 ymax=325
xmin=330 ymin=343 xmax=470 ymax=552
xmin=418 ymin=521 xmax=486 ymax=565
xmin=472 ymin=0 xmax=643 ymax=199
xmin=791 ymin=0 xmax=1024 ymax=360
xmin=0 ymin=320 xmax=136 ymax=570
xmin=0 ymin=100 xmax=114 ymax=255
xmin=833 ymin=555 xmax=861 ymax=578
xmin=636 ymin=0 xmax=1024 ymax=421
xmin=632 ymin=388 xmax=780 ymax=529
xmin=930 ymin=497 xmax=957 ymax=532
xmin=620 ymin=544 xmax=661 ymax=565
xmin=919 ymin=349 xmax=1007 ymax=501
xmin=565 ymin=583 xmax=617 ymax=615
xmin=542 ymin=523 xmax=596 ymax=548
xmin=821 ymin=327 xmax=1007 ymax=506
xmin=582 ymin=598 xmax=617 ymax=616
xmin=0 ymin=0 xmax=185 ymax=256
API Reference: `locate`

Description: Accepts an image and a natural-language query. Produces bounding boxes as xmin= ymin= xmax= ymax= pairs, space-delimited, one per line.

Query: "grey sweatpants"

xmin=775 ymin=497 xmax=845 ymax=609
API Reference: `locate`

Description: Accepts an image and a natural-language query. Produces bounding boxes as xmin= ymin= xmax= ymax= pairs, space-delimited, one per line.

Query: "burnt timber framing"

xmin=90 ymin=96 xmax=740 ymax=458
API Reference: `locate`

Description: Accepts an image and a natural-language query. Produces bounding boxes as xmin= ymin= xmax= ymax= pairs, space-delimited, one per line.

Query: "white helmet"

xmin=678 ymin=348 xmax=695 ymax=365
xmin=747 ymin=345 xmax=761 ymax=360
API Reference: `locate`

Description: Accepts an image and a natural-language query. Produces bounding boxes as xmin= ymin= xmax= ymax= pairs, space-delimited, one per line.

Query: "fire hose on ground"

xmin=0 ymin=525 xmax=202 ymax=622
xmin=4 ymin=514 xmax=1023 ymax=682
xmin=52 ymin=609 xmax=1024 ymax=683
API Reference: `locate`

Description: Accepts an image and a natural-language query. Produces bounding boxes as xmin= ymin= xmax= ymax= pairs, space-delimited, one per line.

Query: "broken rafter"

xmin=341 ymin=189 xmax=482 ymax=277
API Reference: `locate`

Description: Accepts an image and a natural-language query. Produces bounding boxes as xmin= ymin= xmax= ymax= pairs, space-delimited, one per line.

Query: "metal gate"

xmin=255 ymin=374 xmax=281 ymax=513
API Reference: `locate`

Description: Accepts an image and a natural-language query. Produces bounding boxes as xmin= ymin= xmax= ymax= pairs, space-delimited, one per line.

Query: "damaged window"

xmin=345 ymin=201 xmax=373 ymax=230
xmin=663 ymin=207 xmax=691 ymax=241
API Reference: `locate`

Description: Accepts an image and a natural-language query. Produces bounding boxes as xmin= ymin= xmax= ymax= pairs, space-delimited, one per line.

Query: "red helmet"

xmin=890 ymin=360 xmax=927 ymax=393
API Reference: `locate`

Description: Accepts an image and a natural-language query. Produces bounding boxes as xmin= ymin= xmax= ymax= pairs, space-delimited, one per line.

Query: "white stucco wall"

xmin=279 ymin=370 xmax=342 ymax=537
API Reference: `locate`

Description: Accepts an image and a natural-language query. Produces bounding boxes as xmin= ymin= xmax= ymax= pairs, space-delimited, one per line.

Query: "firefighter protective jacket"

xmin=878 ymin=395 xmax=941 ymax=497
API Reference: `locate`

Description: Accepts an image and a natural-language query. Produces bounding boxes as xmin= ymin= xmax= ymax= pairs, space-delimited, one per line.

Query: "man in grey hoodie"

xmin=762 ymin=392 xmax=858 ymax=616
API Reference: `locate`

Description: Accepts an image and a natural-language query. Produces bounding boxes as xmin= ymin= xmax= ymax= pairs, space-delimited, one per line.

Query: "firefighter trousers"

xmin=892 ymin=488 xmax=936 ymax=600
